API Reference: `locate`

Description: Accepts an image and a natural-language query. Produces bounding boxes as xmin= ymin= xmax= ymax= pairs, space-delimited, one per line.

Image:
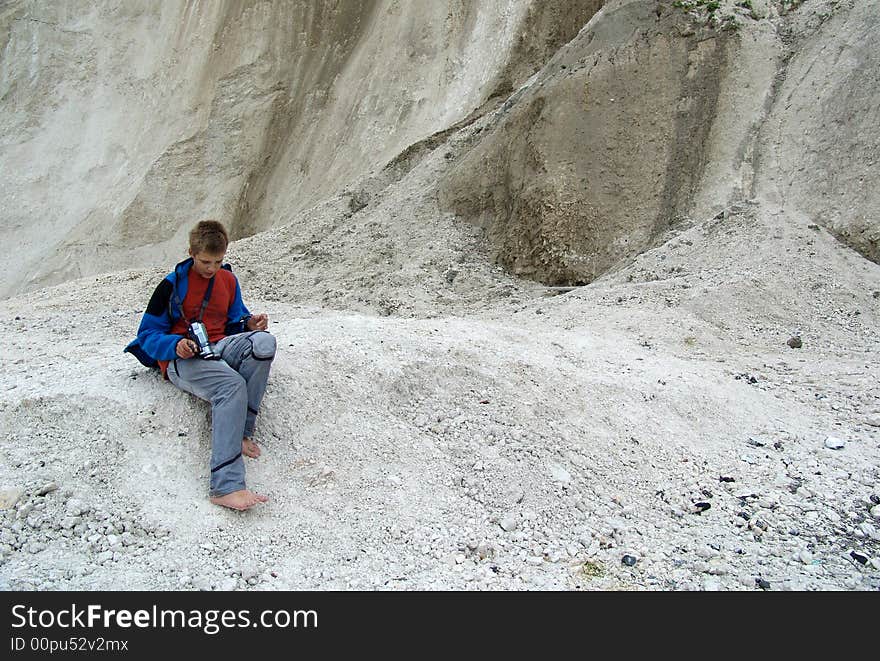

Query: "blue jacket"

xmin=124 ymin=257 xmax=251 ymax=368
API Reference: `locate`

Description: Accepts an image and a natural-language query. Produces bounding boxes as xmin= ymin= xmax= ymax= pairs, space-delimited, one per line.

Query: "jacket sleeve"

xmin=224 ymin=274 xmax=252 ymax=336
xmin=135 ymin=278 xmax=185 ymax=361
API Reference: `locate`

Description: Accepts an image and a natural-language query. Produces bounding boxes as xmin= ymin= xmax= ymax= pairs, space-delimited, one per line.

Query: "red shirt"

xmin=158 ymin=268 xmax=238 ymax=377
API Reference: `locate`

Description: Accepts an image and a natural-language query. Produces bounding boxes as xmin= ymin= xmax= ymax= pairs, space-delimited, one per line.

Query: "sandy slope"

xmin=1 ymin=185 xmax=878 ymax=590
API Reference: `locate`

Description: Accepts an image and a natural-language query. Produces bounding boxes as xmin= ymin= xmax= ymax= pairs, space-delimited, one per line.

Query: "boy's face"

xmin=189 ymin=250 xmax=225 ymax=279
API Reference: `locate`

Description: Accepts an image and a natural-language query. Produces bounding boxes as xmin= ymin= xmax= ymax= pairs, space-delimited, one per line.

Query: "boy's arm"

xmin=223 ymin=274 xmax=252 ymax=336
xmin=136 ymin=279 xmax=186 ymax=361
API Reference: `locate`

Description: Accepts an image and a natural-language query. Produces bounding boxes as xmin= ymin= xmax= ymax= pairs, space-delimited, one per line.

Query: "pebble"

xmin=477 ymin=543 xmax=495 ymax=560
xmin=96 ymin=551 xmax=113 ymax=563
xmin=756 ymin=578 xmax=771 ymax=590
xmin=66 ymin=499 xmax=87 ymax=516
xmin=499 ymin=515 xmax=518 ymax=532
xmin=864 ymin=415 xmax=880 ymax=428
xmin=60 ymin=517 xmax=80 ymax=530
xmin=548 ymin=463 xmax=571 ymax=484
xmin=194 ymin=577 xmax=214 ymax=591
xmin=870 ymin=505 xmax=880 ymax=520
xmin=786 ymin=336 xmax=802 ymax=349
xmin=0 ymin=489 xmax=23 ymax=510
xmin=218 ymin=577 xmax=238 ymax=591
xmin=36 ymin=483 xmax=58 ymax=497
xmin=621 ymin=554 xmax=638 ymax=567
xmin=849 ymin=550 xmax=868 ymax=565
xmin=799 ymin=550 xmax=813 ymax=565
xmin=824 ymin=437 xmax=845 ymax=450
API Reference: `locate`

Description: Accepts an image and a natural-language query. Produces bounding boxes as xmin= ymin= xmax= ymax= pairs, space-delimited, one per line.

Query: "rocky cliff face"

xmin=439 ymin=0 xmax=879 ymax=284
xmin=0 ymin=0 xmax=601 ymax=298
xmin=3 ymin=0 xmax=876 ymax=299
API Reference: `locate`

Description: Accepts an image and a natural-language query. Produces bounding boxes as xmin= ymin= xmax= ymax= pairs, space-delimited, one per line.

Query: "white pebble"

xmin=824 ymin=437 xmax=845 ymax=450
xmin=499 ymin=515 xmax=518 ymax=532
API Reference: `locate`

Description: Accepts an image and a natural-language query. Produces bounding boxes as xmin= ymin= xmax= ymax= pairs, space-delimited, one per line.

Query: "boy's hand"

xmin=247 ymin=314 xmax=269 ymax=331
xmin=176 ymin=338 xmax=198 ymax=358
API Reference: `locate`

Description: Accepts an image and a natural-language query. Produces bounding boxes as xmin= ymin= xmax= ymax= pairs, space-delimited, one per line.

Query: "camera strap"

xmin=174 ymin=275 xmax=215 ymax=323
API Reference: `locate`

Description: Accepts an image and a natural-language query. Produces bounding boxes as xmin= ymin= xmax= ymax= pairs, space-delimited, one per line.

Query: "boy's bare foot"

xmin=210 ymin=489 xmax=268 ymax=511
xmin=242 ymin=438 xmax=261 ymax=458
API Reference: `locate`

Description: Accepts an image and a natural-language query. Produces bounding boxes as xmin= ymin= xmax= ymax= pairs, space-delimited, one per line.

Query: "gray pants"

xmin=168 ymin=331 xmax=276 ymax=497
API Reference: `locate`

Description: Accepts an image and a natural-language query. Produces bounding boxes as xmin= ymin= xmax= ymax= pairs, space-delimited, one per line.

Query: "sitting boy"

xmin=125 ymin=220 xmax=275 ymax=511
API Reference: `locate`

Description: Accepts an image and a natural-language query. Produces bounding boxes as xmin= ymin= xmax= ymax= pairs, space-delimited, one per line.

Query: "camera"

xmin=187 ymin=321 xmax=218 ymax=360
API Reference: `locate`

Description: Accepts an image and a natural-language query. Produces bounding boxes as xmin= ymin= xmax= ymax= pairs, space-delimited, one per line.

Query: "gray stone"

xmin=824 ymin=436 xmax=845 ymax=450
xmin=193 ymin=577 xmax=214 ymax=591
xmin=36 ymin=482 xmax=59 ymax=497
xmin=218 ymin=577 xmax=238 ymax=591
xmin=499 ymin=515 xmax=518 ymax=532
xmin=65 ymin=499 xmax=87 ymax=516
xmin=60 ymin=516 xmax=81 ymax=530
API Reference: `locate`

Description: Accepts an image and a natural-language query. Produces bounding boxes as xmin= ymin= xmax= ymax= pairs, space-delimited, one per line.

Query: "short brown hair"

xmin=189 ymin=220 xmax=228 ymax=254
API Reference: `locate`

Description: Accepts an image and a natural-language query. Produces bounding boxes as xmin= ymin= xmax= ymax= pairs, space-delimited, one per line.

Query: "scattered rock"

xmin=850 ymin=550 xmax=869 ymax=565
xmin=218 ymin=577 xmax=238 ymax=591
xmin=824 ymin=437 xmax=845 ymax=450
xmin=786 ymin=336 xmax=803 ymax=349
xmin=756 ymin=578 xmax=771 ymax=590
xmin=692 ymin=502 xmax=711 ymax=514
xmin=870 ymin=505 xmax=880 ymax=520
xmin=36 ymin=483 xmax=59 ymax=497
xmin=193 ymin=577 xmax=214 ymax=591
xmin=499 ymin=515 xmax=518 ymax=532
xmin=60 ymin=517 xmax=80 ymax=530
xmin=621 ymin=554 xmax=638 ymax=567
xmin=65 ymin=499 xmax=87 ymax=516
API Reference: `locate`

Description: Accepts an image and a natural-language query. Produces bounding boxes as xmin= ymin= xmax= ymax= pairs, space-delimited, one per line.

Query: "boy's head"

xmin=188 ymin=220 xmax=228 ymax=279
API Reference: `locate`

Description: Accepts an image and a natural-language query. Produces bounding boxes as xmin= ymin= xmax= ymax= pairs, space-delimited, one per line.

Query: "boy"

xmin=125 ymin=220 xmax=275 ymax=511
